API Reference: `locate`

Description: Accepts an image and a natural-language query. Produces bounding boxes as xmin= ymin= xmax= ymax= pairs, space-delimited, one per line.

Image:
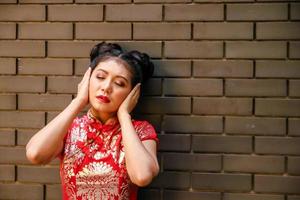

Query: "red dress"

xmin=59 ymin=111 xmax=158 ymax=200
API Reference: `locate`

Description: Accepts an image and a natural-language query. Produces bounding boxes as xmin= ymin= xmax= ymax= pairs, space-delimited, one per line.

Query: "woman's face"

xmin=89 ymin=58 xmax=132 ymax=117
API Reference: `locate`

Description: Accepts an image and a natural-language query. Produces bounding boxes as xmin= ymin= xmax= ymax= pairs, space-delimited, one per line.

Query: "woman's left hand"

xmin=117 ymin=83 xmax=141 ymax=118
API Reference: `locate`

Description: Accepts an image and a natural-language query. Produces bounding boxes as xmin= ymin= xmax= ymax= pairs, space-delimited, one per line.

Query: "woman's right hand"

xmin=75 ymin=67 xmax=91 ymax=108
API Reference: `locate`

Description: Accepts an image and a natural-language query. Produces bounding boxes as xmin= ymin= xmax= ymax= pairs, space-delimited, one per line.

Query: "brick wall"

xmin=0 ymin=1 xmax=299 ymax=200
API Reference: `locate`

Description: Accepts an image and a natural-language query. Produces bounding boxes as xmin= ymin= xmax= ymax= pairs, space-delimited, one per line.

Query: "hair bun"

xmin=128 ymin=50 xmax=154 ymax=82
xmin=90 ymin=42 xmax=123 ymax=62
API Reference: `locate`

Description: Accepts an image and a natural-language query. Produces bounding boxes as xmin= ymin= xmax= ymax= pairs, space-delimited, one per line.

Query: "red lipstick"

xmin=96 ymin=95 xmax=110 ymax=103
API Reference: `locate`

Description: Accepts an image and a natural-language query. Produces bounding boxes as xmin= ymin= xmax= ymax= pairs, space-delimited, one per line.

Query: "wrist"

xmin=118 ymin=112 xmax=131 ymax=122
xmin=72 ymin=98 xmax=87 ymax=110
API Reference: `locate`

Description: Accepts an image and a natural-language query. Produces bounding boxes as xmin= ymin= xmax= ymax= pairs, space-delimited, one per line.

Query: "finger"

xmin=83 ymin=67 xmax=91 ymax=81
xmin=81 ymin=68 xmax=92 ymax=85
xmin=132 ymin=83 xmax=141 ymax=95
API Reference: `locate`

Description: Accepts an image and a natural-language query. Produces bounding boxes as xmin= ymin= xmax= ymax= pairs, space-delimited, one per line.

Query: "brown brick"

xmin=153 ymin=60 xmax=191 ymax=77
xmin=47 ymin=76 xmax=85 ymax=94
xmin=48 ymin=41 xmax=95 ymax=58
xmin=0 ymin=41 xmax=45 ymax=57
xmin=74 ymin=58 xmax=89 ymax=75
xmin=226 ymin=116 xmax=285 ymax=135
xmin=290 ymin=42 xmax=300 ymax=59
xmin=193 ymin=135 xmax=252 ymax=153
xmin=165 ymin=4 xmax=223 ymax=21
xmin=288 ymin=196 xmax=300 ymax=200
xmin=165 ymin=41 xmax=223 ymax=58
xmin=0 ymin=76 xmax=45 ymax=93
xmin=17 ymin=129 xmax=36 ymax=146
xmin=136 ymin=97 xmax=191 ymax=114
xmin=0 ymin=0 xmax=17 ymax=3
xmin=135 ymin=0 xmax=191 ymax=2
xmin=255 ymin=175 xmax=300 ymax=194
xmin=18 ymin=166 xmax=60 ymax=183
xmin=194 ymin=60 xmax=253 ymax=78
xmin=0 ymin=94 xmax=16 ymax=110
xmin=142 ymin=78 xmax=162 ymax=96
xmin=226 ymin=79 xmax=286 ymax=97
xmin=196 ymin=0 xmax=253 ymax=2
xmin=47 ymin=111 xmax=62 ymax=123
xmin=255 ymin=137 xmax=300 ymax=155
xmin=106 ymin=4 xmax=162 ymax=21
xmin=0 ymin=129 xmax=15 ymax=146
xmin=46 ymin=184 xmax=62 ymax=200
xmin=19 ymin=22 xmax=73 ymax=39
xmin=226 ymin=41 xmax=286 ymax=59
xmin=164 ymin=78 xmax=222 ymax=96
xmin=0 ymin=58 xmax=16 ymax=74
xmin=20 ymin=0 xmax=72 ymax=2
xmin=227 ymin=3 xmax=287 ymax=21
xmin=257 ymin=22 xmax=300 ymax=40
xmin=76 ymin=0 xmax=130 ymax=2
xmin=76 ymin=23 xmax=131 ymax=40
xmin=163 ymin=153 xmax=221 ymax=171
xmin=138 ymin=189 xmax=160 ymax=200
xmin=48 ymin=5 xmax=103 ymax=21
xmin=223 ymin=193 xmax=284 ymax=200
xmin=256 ymin=60 xmax=300 ymax=78
xmin=158 ymin=134 xmax=191 ymax=152
xmin=0 ymin=147 xmax=29 ymax=164
xmin=0 ymin=183 xmax=43 ymax=200
xmin=288 ymin=157 xmax=300 ymax=175
xmin=290 ymin=80 xmax=300 ymax=97
xmin=0 ymin=165 xmax=15 ymax=181
xmin=18 ymin=58 xmax=73 ymax=75
xmin=192 ymin=173 xmax=251 ymax=191
xmin=255 ymin=99 xmax=300 ymax=117
xmin=0 ymin=5 xmax=45 ymax=21
xmin=151 ymin=172 xmax=190 ymax=189
xmin=18 ymin=94 xmax=72 ymax=111
xmin=289 ymin=118 xmax=300 ymax=136
xmin=114 ymin=41 xmax=162 ymax=58
xmin=0 ymin=23 xmax=16 ymax=39
xmin=291 ymin=3 xmax=300 ymax=20
xmin=133 ymin=23 xmax=191 ymax=40
xmin=194 ymin=22 xmax=253 ymax=39
xmin=194 ymin=97 xmax=252 ymax=115
xmin=163 ymin=190 xmax=221 ymax=200
xmin=224 ymin=155 xmax=284 ymax=173
xmin=0 ymin=111 xmax=44 ymax=128
xmin=164 ymin=116 xmax=223 ymax=133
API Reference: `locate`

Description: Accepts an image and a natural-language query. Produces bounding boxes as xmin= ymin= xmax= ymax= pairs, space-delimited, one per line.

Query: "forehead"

xmin=94 ymin=58 xmax=132 ymax=78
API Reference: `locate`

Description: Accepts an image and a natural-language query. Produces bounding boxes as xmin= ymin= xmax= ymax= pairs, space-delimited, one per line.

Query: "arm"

xmin=118 ymin=84 xmax=159 ymax=187
xmin=26 ymin=68 xmax=91 ymax=165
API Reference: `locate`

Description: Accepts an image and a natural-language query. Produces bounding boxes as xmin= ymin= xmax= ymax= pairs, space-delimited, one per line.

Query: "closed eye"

xmin=96 ymin=76 xmax=105 ymax=79
xmin=115 ymin=81 xmax=125 ymax=87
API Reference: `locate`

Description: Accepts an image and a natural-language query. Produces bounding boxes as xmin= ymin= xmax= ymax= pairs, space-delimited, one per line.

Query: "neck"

xmin=89 ymin=108 xmax=117 ymax=124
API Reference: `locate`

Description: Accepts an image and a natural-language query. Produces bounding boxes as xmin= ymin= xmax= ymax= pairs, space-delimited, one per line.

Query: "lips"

xmin=96 ymin=95 xmax=110 ymax=103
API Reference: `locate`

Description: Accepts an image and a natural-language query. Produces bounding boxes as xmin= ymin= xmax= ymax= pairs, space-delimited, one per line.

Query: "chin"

xmin=90 ymin=103 xmax=116 ymax=114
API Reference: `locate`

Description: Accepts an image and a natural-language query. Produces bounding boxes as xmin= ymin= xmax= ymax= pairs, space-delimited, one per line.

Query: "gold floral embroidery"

xmin=76 ymin=162 xmax=119 ymax=200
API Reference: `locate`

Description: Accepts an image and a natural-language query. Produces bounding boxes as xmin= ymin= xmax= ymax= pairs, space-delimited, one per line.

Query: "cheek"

xmin=115 ymin=90 xmax=130 ymax=103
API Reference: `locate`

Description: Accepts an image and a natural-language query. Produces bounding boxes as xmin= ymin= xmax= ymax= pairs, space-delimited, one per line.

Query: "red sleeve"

xmin=133 ymin=120 xmax=159 ymax=143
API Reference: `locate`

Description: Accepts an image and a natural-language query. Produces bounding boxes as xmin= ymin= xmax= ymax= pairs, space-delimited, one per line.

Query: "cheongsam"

xmin=59 ymin=111 xmax=158 ymax=200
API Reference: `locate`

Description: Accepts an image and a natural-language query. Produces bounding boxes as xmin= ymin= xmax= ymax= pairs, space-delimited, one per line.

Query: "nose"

xmin=101 ymin=79 xmax=112 ymax=94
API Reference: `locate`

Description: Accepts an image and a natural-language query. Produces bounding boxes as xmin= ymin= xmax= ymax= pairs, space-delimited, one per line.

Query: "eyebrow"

xmin=96 ymin=68 xmax=129 ymax=83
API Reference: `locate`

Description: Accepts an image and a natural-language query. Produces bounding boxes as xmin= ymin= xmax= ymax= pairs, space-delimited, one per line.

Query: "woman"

xmin=26 ymin=42 xmax=160 ymax=200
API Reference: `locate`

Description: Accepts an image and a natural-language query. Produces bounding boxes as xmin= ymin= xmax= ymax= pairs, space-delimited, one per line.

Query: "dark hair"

xmin=89 ymin=42 xmax=154 ymax=87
